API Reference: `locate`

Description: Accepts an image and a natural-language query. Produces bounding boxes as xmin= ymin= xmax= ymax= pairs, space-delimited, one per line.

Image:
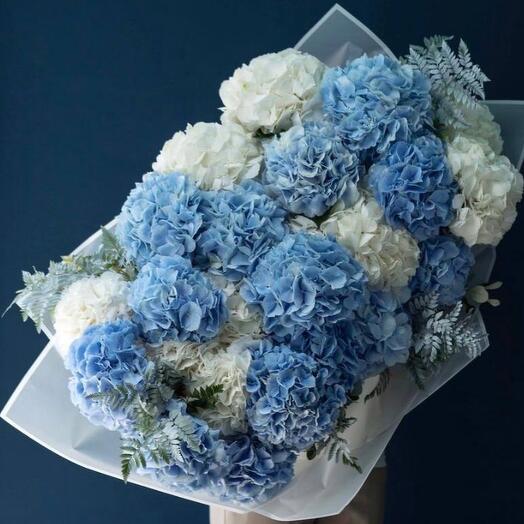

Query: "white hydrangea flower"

xmin=447 ymin=135 xmax=523 ymax=246
xmin=321 ymin=195 xmax=420 ymax=289
xmin=54 ymin=271 xmax=131 ymax=360
xmin=152 ymin=122 xmax=262 ymax=190
xmin=445 ymin=103 xmax=503 ymax=155
xmin=219 ymin=48 xmax=325 ymax=134
xmin=207 ymin=275 xmax=263 ymax=339
xmin=161 ymin=337 xmax=253 ymax=435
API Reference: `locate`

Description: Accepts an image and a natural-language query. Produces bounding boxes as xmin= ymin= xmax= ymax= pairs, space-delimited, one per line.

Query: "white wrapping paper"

xmin=2 ymin=4 xmax=522 ymax=521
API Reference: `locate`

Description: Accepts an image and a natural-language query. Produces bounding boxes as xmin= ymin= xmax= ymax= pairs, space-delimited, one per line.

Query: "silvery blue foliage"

xmin=321 ymin=54 xmax=432 ymax=155
xmin=241 ymin=233 xmax=367 ymax=338
xmin=263 ymin=121 xmax=361 ymax=218
xmin=410 ymin=235 xmax=475 ymax=305
xmin=212 ymin=435 xmax=297 ymax=504
xmin=368 ymin=133 xmax=457 ymax=241
xmin=117 ymin=172 xmax=204 ymax=267
xmin=129 ymin=255 xmax=228 ymax=344
xmin=66 ymin=319 xmax=149 ymax=431
xmin=245 ymin=339 xmax=346 ymax=451
xmin=196 ymin=181 xmax=288 ymax=281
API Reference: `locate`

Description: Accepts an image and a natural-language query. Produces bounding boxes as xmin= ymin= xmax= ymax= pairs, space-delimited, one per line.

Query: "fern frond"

xmin=364 ymin=369 xmax=391 ymax=402
xmin=403 ymin=35 xmax=489 ymax=130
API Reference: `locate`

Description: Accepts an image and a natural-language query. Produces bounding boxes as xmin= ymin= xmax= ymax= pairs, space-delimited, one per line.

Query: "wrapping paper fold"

xmin=2 ymin=4 xmax=522 ymax=521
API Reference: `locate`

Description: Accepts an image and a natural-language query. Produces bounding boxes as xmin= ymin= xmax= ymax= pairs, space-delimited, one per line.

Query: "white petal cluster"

xmin=161 ymin=337 xmax=252 ymax=435
xmin=152 ymin=122 xmax=262 ymax=190
xmin=321 ymin=195 xmax=420 ymax=289
xmin=445 ymin=103 xmax=503 ymax=155
xmin=54 ymin=271 xmax=131 ymax=359
xmin=219 ymin=49 xmax=325 ymax=134
xmin=447 ymin=135 xmax=523 ymax=246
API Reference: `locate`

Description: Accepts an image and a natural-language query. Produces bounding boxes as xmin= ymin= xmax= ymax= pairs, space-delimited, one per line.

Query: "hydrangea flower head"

xmin=220 ymin=48 xmax=325 ymax=134
xmin=347 ymin=289 xmax=413 ymax=377
xmin=321 ymin=54 xmax=431 ymax=155
xmin=212 ymin=435 xmax=296 ymax=504
xmin=321 ymin=195 xmax=420 ymax=289
xmin=117 ymin=172 xmax=204 ymax=267
xmin=196 ymin=181 xmax=288 ymax=281
xmin=66 ymin=319 xmax=149 ymax=431
xmin=241 ymin=233 xmax=367 ymax=338
xmin=129 ymin=255 xmax=228 ymax=344
xmin=410 ymin=234 xmax=475 ymax=305
xmin=153 ymin=122 xmax=262 ymax=190
xmin=246 ymin=339 xmax=346 ymax=451
xmin=146 ymin=400 xmax=224 ymax=493
xmin=369 ymin=133 xmax=458 ymax=241
xmin=263 ymin=120 xmax=361 ymax=217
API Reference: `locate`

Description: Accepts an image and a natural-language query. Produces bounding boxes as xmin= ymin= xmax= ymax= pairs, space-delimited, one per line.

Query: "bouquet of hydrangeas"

xmin=3 ymin=5 xmax=524 ymax=521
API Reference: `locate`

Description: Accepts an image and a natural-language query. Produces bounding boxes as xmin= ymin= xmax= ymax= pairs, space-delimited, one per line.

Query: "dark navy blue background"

xmin=1 ymin=1 xmax=523 ymax=522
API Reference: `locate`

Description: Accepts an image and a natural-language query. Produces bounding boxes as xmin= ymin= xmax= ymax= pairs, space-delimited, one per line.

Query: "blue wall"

xmin=1 ymin=1 xmax=522 ymax=522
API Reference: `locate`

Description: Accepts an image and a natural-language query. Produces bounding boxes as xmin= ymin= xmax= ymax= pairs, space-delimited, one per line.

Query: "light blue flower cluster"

xmin=410 ymin=235 xmax=474 ymax=305
xmin=241 ymin=233 xmax=367 ymax=338
xmin=147 ymin=401 xmax=296 ymax=504
xmin=213 ymin=436 xmax=296 ymax=504
xmin=321 ymin=54 xmax=432 ymax=156
xmin=129 ymin=255 xmax=228 ymax=344
xmin=245 ymin=340 xmax=346 ymax=451
xmin=196 ymin=181 xmax=288 ymax=281
xmin=368 ymin=133 xmax=458 ymax=241
xmin=349 ymin=290 xmax=413 ymax=377
xmin=117 ymin=172 xmax=204 ymax=267
xmin=66 ymin=319 xmax=149 ymax=431
xmin=263 ymin=121 xmax=361 ymax=217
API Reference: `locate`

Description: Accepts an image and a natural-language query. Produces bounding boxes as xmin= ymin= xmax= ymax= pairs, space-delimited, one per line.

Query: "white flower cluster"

xmin=153 ymin=122 xmax=262 ymax=190
xmin=161 ymin=337 xmax=252 ymax=435
xmin=447 ymin=134 xmax=523 ymax=246
xmin=445 ymin=103 xmax=503 ymax=155
xmin=54 ymin=271 xmax=131 ymax=359
xmin=321 ymin=195 xmax=420 ymax=289
xmin=219 ymin=48 xmax=325 ymax=134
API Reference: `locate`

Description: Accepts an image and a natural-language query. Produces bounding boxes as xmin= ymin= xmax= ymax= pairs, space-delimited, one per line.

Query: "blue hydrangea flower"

xmin=346 ymin=290 xmax=413 ymax=377
xmin=288 ymin=325 xmax=362 ymax=392
xmin=213 ymin=435 xmax=296 ymax=504
xmin=117 ymin=172 xmax=204 ymax=267
xmin=263 ymin=121 xmax=361 ymax=217
xmin=66 ymin=319 xmax=149 ymax=431
xmin=196 ymin=181 xmax=288 ymax=281
xmin=245 ymin=339 xmax=346 ymax=451
xmin=145 ymin=400 xmax=225 ymax=493
xmin=410 ymin=235 xmax=475 ymax=305
xmin=241 ymin=233 xmax=367 ymax=338
xmin=321 ymin=54 xmax=432 ymax=156
xmin=369 ymin=133 xmax=458 ymax=241
xmin=129 ymin=255 xmax=228 ymax=344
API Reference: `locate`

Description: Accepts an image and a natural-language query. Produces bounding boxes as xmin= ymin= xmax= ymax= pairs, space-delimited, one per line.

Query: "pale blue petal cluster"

xmin=241 ymin=233 xmax=367 ymax=338
xmin=117 ymin=172 xmax=204 ymax=267
xmin=321 ymin=54 xmax=432 ymax=155
xmin=369 ymin=133 xmax=458 ymax=241
xmin=410 ymin=235 xmax=474 ymax=305
xmin=212 ymin=435 xmax=296 ymax=504
xmin=129 ymin=255 xmax=228 ymax=344
xmin=196 ymin=181 xmax=288 ymax=281
xmin=145 ymin=400 xmax=225 ymax=493
xmin=66 ymin=319 xmax=149 ymax=431
xmin=245 ymin=339 xmax=346 ymax=451
xmin=263 ymin=121 xmax=361 ymax=217
xmin=347 ymin=290 xmax=413 ymax=377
